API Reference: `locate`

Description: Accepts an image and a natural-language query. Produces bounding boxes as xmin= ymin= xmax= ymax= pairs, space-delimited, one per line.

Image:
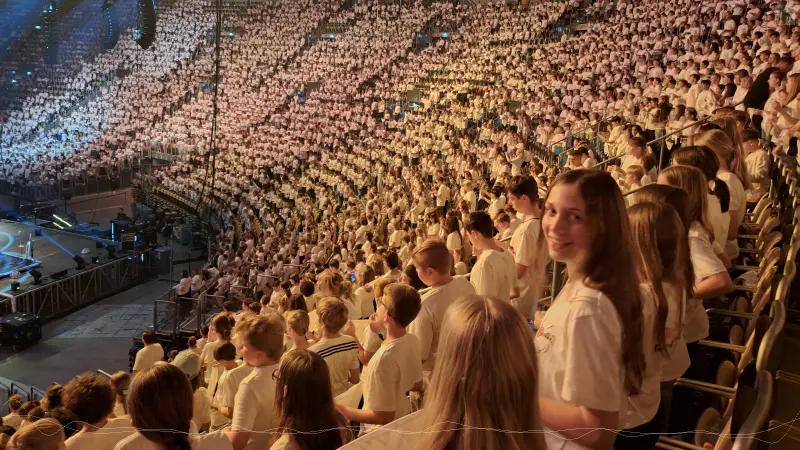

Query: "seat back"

xmin=731 ymin=370 xmax=774 ymax=450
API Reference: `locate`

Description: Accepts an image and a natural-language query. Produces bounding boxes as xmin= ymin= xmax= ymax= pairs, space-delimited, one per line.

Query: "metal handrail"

xmin=10 ymin=382 xmax=29 ymax=402
xmin=29 ymin=385 xmax=45 ymax=400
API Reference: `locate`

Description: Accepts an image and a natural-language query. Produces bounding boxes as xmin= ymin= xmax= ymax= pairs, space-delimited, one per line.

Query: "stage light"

xmin=91 ymin=256 xmax=100 ymax=264
xmin=30 ymin=269 xmax=42 ymax=285
xmin=11 ymin=282 xmax=19 ymax=291
xmin=34 ymin=26 xmax=41 ymax=30
xmin=53 ymin=215 xmax=72 ymax=227
xmin=73 ymin=255 xmax=86 ymax=270
xmin=53 ymin=222 xmax=63 ymax=229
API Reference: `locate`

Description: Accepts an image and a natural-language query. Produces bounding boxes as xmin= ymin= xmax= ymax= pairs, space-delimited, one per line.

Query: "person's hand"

xmin=343 ymin=320 xmax=357 ymax=338
xmin=368 ymin=313 xmax=385 ymax=334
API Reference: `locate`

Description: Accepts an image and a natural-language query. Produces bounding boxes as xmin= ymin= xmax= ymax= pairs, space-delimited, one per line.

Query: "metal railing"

xmin=12 ymin=252 xmax=151 ymax=322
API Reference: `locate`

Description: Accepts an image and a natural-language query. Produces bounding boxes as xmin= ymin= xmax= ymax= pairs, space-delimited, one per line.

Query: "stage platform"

xmin=0 ymin=221 xmax=111 ymax=294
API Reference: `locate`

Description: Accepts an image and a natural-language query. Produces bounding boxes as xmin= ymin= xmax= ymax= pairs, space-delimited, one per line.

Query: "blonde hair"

xmin=316 ymin=297 xmax=349 ymax=333
xmin=411 ymin=239 xmax=452 ymax=275
xmin=7 ymin=418 xmax=64 ymax=450
xmin=317 ymin=270 xmax=345 ymax=297
xmin=373 ymin=277 xmax=397 ymax=299
xmin=285 ymin=309 xmax=310 ymax=336
xmin=691 ymin=129 xmax=751 ymax=190
xmin=235 ymin=312 xmax=286 ymax=362
xmin=420 ymin=295 xmax=545 ymax=450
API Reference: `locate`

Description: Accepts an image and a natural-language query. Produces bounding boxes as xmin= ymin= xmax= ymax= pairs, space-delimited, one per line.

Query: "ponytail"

xmin=710 ymin=177 xmax=730 ymax=213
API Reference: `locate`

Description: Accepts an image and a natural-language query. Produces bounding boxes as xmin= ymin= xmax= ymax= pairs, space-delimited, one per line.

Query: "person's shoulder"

xmin=113 ymin=431 xmax=145 ymax=450
xmin=192 ymin=431 xmax=233 ymax=450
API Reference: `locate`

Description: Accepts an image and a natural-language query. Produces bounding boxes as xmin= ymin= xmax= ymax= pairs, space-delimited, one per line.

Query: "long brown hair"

xmin=274 ymin=349 xmax=353 ymax=450
xmin=128 ymin=363 xmax=193 ymax=450
xmin=659 ymin=166 xmax=715 ymax=242
xmin=545 ymin=170 xmax=646 ymax=395
xmin=628 ymin=203 xmax=693 ymax=357
xmin=110 ymin=371 xmax=131 ymax=416
xmin=420 ymin=295 xmax=546 ymax=450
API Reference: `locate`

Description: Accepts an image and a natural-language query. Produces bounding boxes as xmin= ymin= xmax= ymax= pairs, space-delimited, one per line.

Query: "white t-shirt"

xmin=231 ymin=364 xmax=280 ymax=450
xmin=193 ymin=388 xmax=211 ymax=429
xmin=114 ymin=430 xmax=232 ymax=450
xmin=211 ymin=363 xmax=253 ymax=428
xmin=660 ymin=283 xmax=691 ymax=381
xmin=132 ymin=344 xmax=164 ymax=372
xmin=360 ymin=333 xmax=423 ymax=435
xmin=436 ymin=185 xmax=450 ymax=207
xmin=309 ymin=335 xmax=360 ymax=397
xmin=623 ymin=286 xmax=660 ymax=430
xmin=718 ymin=171 xmax=746 ymax=259
xmin=535 ymin=279 xmax=625 ymax=450
xmin=446 ymin=231 xmax=462 ymax=253
xmin=354 ymin=287 xmax=376 ymax=319
xmin=509 ymin=218 xmax=541 ymax=319
xmin=408 ymin=276 xmax=475 ymax=373
xmin=66 ymin=417 xmax=134 ymax=450
xmin=685 ymin=222 xmax=726 ymax=343
xmin=470 ymin=248 xmax=516 ymax=302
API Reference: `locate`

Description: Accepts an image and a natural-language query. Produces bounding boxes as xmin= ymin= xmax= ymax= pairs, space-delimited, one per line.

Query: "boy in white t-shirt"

xmin=338 ymin=284 xmax=423 ymax=435
xmin=466 ymin=211 xmax=517 ymax=302
xmin=408 ymin=239 xmax=475 ymax=374
xmin=308 ymin=298 xmax=361 ymax=397
xmin=507 ymin=176 xmax=543 ymax=319
xmin=132 ymin=330 xmax=164 ymax=374
xmin=63 ymin=373 xmax=134 ymax=450
xmin=226 ymin=313 xmax=286 ymax=450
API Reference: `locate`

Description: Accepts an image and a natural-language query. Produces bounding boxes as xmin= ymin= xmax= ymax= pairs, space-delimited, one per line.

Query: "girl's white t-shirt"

xmin=535 ymin=279 xmax=625 ymax=449
xmin=622 ymin=286 xmax=660 ymax=430
xmin=354 ymin=286 xmax=375 ymax=319
xmin=113 ymin=430 xmax=232 ymax=450
xmin=659 ymin=283 xmax=691 ymax=381
xmin=684 ymin=222 xmax=726 ymax=343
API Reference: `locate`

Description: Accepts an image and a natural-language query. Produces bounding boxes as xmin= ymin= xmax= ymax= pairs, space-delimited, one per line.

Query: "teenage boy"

xmin=226 ymin=313 xmax=285 ymax=450
xmin=2 ymin=395 xmax=24 ymax=429
xmin=308 ymin=298 xmax=360 ymax=397
xmin=132 ymin=330 xmax=164 ymax=374
xmin=63 ymin=373 xmax=134 ymax=450
xmin=337 ymin=284 xmax=423 ymax=434
xmin=466 ymin=211 xmax=517 ymax=303
xmin=408 ymin=239 xmax=475 ymax=374
xmin=507 ymin=176 xmax=542 ymax=319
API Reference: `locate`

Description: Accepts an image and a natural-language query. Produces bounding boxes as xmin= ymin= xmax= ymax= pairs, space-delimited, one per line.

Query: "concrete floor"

xmin=0 ymin=256 xmax=202 ymax=399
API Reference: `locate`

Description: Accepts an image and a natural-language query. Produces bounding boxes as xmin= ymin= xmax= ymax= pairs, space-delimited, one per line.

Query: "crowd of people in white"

xmin=0 ymin=0 xmax=799 ymax=448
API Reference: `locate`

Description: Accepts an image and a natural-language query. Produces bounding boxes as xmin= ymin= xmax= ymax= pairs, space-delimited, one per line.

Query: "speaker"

xmin=50 ymin=269 xmax=69 ymax=279
xmin=102 ymin=1 xmax=120 ymax=49
xmin=0 ymin=312 xmax=42 ymax=347
xmin=151 ymin=247 xmax=172 ymax=276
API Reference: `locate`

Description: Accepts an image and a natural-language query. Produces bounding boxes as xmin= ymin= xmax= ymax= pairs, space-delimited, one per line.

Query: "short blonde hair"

xmin=285 ymin=309 xmax=310 ymax=336
xmin=412 ymin=239 xmax=452 ymax=274
xmin=235 ymin=313 xmax=286 ymax=361
xmin=317 ymin=297 xmax=349 ymax=333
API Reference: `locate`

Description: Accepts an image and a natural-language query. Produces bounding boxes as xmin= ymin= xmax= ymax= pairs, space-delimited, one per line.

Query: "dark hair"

xmin=275 ymin=350 xmax=353 ymax=450
xmin=43 ymin=385 xmax=63 ymax=410
xmin=741 ymin=128 xmax=760 ymax=142
xmin=63 ymin=373 xmax=115 ymax=425
xmin=181 ymin=270 xmax=189 ymax=279
xmin=128 ymin=364 xmax=193 ymax=450
xmin=402 ymin=264 xmax=426 ymax=290
xmin=671 ymin=146 xmax=731 ymax=212
xmin=200 ymin=325 xmax=209 ymax=337
xmin=213 ymin=342 xmax=237 ymax=362
xmin=507 ymin=176 xmax=539 ymax=202
xmin=141 ymin=329 xmax=156 ymax=345
xmin=465 ymin=211 xmax=494 ymax=238
xmin=385 ymin=252 xmax=400 ymax=270
xmin=44 ymin=407 xmax=79 ymax=439
xmin=299 ymin=280 xmax=315 ymax=297
xmin=288 ymin=294 xmax=308 ymax=312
